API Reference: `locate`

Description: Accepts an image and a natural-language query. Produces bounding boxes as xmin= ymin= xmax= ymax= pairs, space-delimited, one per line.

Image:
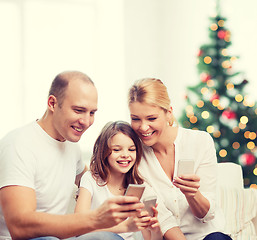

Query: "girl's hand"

xmin=147 ymin=205 xmax=161 ymax=232
xmin=127 ymin=210 xmax=151 ymax=232
xmin=173 ymin=174 xmax=200 ymax=199
xmin=143 ymin=206 xmax=163 ymax=240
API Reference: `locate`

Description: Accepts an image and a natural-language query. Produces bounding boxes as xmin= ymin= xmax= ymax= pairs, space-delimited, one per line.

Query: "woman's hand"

xmin=173 ymin=174 xmax=210 ymax=218
xmin=173 ymin=174 xmax=200 ymax=199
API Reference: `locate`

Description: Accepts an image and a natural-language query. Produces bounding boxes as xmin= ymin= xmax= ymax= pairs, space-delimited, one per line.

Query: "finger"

xmin=110 ymin=195 xmax=141 ymax=204
xmin=177 ymin=174 xmax=200 ymax=182
xmin=173 ymin=178 xmax=200 ymax=189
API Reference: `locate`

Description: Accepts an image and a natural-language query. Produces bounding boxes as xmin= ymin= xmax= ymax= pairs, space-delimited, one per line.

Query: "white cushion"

xmin=217 ymin=163 xmax=244 ymax=189
xmin=217 ymin=186 xmax=257 ymax=239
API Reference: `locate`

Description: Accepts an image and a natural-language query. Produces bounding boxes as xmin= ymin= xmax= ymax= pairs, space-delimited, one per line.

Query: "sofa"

xmin=216 ymin=162 xmax=257 ymax=240
xmin=68 ymin=162 xmax=257 ymax=239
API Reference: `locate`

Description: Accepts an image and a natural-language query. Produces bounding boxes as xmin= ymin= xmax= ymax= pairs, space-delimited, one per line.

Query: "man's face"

xmin=51 ymin=79 xmax=98 ymax=142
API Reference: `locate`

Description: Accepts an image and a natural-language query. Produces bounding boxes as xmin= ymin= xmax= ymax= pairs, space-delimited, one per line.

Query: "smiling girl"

xmin=75 ymin=121 xmax=171 ymax=240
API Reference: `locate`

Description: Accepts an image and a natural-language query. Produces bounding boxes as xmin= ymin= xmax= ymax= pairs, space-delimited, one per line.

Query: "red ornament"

xmin=217 ymin=30 xmax=227 ymax=39
xmin=197 ymin=49 xmax=203 ymax=57
xmin=222 ymin=109 xmax=236 ymax=120
xmin=210 ymin=94 xmax=220 ymax=102
xmin=200 ymin=73 xmax=211 ymax=82
xmin=239 ymin=153 xmax=256 ymax=166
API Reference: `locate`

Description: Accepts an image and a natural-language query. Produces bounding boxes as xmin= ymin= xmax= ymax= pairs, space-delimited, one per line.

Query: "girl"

xmin=128 ymin=78 xmax=232 ymax=240
xmin=75 ymin=121 xmax=171 ymax=240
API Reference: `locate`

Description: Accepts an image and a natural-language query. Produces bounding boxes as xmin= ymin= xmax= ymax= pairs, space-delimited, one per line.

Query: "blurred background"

xmin=1 ymin=0 xmax=257 ymax=183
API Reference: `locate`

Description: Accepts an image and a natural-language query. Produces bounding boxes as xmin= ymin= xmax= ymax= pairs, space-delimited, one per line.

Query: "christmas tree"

xmin=178 ymin=3 xmax=257 ymax=188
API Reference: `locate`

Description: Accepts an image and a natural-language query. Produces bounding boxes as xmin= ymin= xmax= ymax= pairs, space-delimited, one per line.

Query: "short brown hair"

xmin=48 ymin=71 xmax=94 ymax=107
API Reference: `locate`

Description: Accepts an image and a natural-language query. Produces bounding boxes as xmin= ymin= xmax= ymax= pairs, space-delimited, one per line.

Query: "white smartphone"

xmin=124 ymin=184 xmax=145 ymax=200
xmin=177 ymin=159 xmax=195 ymax=176
xmin=143 ymin=196 xmax=157 ymax=217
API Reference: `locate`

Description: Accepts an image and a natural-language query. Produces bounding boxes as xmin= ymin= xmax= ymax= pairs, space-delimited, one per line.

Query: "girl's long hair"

xmin=90 ymin=121 xmax=144 ymax=188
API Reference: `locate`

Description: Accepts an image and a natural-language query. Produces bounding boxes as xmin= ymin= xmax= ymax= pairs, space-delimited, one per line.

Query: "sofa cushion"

xmin=217 ymin=186 xmax=257 ymax=240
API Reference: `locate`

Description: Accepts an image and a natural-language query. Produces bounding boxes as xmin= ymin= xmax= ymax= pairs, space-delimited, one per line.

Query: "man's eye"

xmin=74 ymin=109 xmax=83 ymax=113
xmin=90 ymin=111 xmax=95 ymax=116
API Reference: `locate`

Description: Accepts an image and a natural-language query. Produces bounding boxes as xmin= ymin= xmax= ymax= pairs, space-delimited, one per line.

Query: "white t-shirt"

xmin=80 ymin=171 xmax=176 ymax=240
xmin=139 ymin=127 xmax=226 ymax=240
xmin=0 ymin=121 xmax=85 ymax=240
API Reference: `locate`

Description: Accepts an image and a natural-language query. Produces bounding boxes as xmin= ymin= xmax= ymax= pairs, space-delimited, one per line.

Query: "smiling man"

xmin=0 ymin=71 xmax=143 ymax=240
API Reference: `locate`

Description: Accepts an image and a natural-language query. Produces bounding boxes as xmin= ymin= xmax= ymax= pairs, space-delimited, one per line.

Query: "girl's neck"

xmin=107 ymin=172 xmax=126 ymax=196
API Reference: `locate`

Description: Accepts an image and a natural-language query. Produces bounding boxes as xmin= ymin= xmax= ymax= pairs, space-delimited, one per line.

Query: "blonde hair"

xmin=128 ymin=78 xmax=170 ymax=111
xmin=128 ymin=78 xmax=176 ymax=126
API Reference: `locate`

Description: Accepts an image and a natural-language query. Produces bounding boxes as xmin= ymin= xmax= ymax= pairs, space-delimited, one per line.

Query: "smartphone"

xmin=177 ymin=159 xmax=194 ymax=176
xmin=124 ymin=184 xmax=145 ymax=200
xmin=143 ymin=196 xmax=157 ymax=217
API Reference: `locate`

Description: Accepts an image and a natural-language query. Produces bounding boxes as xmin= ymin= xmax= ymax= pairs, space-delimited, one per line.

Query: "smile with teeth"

xmin=141 ymin=132 xmax=153 ymax=137
xmin=117 ymin=160 xmax=131 ymax=165
xmin=73 ymin=126 xmax=83 ymax=132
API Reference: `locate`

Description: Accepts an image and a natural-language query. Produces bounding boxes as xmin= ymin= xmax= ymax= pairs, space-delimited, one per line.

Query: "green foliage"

xmin=178 ymin=13 xmax=257 ymax=188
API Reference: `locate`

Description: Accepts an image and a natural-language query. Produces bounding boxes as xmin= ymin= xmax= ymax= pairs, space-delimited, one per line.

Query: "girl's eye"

xmin=112 ymin=149 xmax=120 ymax=152
xmin=129 ymin=148 xmax=136 ymax=152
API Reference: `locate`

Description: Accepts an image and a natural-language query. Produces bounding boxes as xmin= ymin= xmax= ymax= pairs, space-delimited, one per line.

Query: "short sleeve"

xmin=79 ymin=171 xmax=94 ymax=195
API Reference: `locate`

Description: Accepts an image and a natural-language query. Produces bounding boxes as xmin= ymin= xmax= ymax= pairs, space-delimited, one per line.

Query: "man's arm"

xmin=0 ymin=185 xmax=144 ymax=240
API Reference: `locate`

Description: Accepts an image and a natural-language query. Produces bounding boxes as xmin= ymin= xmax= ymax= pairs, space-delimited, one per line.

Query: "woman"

xmin=128 ymin=78 xmax=232 ymax=240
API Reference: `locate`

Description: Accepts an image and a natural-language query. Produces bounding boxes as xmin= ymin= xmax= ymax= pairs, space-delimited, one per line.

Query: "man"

xmin=0 ymin=71 xmax=143 ymax=240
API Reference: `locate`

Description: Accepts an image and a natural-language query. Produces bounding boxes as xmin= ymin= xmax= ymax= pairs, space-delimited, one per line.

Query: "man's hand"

xmin=92 ymin=196 xmax=144 ymax=229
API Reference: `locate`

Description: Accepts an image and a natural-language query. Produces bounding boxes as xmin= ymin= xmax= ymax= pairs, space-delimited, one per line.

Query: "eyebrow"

xmin=130 ymin=114 xmax=157 ymax=117
xmin=111 ymin=144 xmax=135 ymax=147
xmin=72 ymin=106 xmax=98 ymax=112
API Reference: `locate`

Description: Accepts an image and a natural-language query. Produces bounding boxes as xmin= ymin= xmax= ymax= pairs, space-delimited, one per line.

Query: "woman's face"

xmin=129 ymin=102 xmax=171 ymax=147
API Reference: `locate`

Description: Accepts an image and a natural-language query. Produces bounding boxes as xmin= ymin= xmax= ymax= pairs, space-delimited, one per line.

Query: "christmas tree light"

xmin=179 ymin=2 xmax=257 ymax=187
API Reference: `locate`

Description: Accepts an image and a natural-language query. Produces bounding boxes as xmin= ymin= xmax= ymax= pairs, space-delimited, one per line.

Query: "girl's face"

xmin=129 ymin=101 xmax=171 ymax=147
xmin=108 ymin=132 xmax=137 ymax=175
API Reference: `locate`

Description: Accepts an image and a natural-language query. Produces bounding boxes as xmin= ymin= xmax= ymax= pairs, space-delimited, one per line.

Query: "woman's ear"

xmin=47 ymin=95 xmax=57 ymax=112
xmin=167 ymin=106 xmax=174 ymax=126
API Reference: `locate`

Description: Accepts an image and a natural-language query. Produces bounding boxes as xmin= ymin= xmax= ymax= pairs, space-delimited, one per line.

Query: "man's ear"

xmin=48 ymin=95 xmax=57 ymax=112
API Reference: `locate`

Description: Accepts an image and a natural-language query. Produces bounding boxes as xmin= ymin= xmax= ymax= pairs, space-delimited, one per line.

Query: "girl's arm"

xmin=75 ymin=187 xmax=92 ymax=213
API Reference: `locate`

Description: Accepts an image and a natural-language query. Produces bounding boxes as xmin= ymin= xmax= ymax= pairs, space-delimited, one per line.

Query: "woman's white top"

xmin=138 ymin=127 xmax=225 ymax=240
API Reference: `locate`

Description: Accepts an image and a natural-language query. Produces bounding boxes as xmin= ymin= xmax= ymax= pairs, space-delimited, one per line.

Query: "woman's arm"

xmin=173 ymin=132 xmax=217 ymax=219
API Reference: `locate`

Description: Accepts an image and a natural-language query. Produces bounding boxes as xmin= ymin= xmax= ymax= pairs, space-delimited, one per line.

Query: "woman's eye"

xmin=131 ymin=118 xmax=139 ymax=121
xmin=148 ymin=117 xmax=157 ymax=121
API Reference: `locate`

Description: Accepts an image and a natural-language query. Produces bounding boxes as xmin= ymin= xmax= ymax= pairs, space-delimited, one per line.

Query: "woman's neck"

xmin=152 ymin=126 xmax=178 ymax=154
